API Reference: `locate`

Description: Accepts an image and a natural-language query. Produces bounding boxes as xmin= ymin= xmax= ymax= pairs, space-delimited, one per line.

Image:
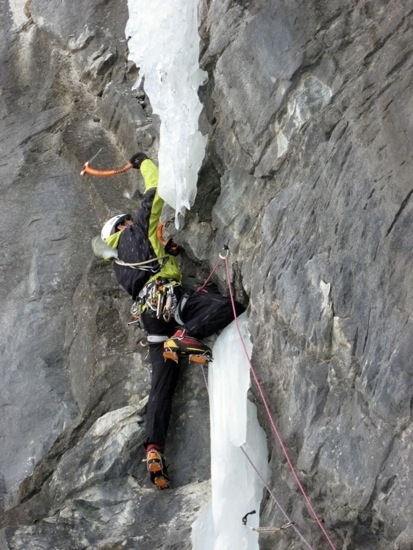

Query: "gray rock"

xmin=0 ymin=0 xmax=412 ymax=548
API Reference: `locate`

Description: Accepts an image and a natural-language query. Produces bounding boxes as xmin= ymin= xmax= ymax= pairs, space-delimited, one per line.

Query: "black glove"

xmin=129 ymin=152 xmax=148 ymax=169
xmin=165 ymin=238 xmax=182 ymax=256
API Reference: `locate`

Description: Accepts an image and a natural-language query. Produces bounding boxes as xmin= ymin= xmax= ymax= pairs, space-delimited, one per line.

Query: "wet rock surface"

xmin=0 ymin=0 xmax=412 ymax=548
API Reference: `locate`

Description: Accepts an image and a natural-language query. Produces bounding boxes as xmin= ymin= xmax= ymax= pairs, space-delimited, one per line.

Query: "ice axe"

xmin=80 ymin=148 xmax=133 ymax=177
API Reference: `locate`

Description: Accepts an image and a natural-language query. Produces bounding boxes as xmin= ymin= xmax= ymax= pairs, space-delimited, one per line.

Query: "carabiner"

xmin=219 ymin=245 xmax=230 ymax=260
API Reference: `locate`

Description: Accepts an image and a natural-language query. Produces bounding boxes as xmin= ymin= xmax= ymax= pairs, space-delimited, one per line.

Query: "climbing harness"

xmin=242 ymin=510 xmax=294 ymax=535
xmin=131 ymin=278 xmax=182 ymax=323
xmin=80 ymin=149 xmax=133 ymax=177
xmin=172 ymin=292 xmax=190 ymax=326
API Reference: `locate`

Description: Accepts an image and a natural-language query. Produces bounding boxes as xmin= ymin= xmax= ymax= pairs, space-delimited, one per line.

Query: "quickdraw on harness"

xmin=131 ymin=278 xmax=181 ymax=323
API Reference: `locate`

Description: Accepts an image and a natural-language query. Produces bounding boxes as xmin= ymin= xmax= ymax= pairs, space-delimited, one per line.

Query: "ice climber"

xmin=96 ymin=153 xmax=244 ymax=489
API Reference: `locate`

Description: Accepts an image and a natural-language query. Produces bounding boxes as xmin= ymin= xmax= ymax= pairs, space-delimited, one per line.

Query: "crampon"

xmin=163 ymin=330 xmax=213 ymax=364
xmin=163 ymin=348 xmax=212 ymax=364
xmin=146 ymin=449 xmax=171 ymax=490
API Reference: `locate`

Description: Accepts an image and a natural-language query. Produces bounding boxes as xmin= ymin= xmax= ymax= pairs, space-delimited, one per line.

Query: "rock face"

xmin=0 ymin=0 xmax=412 ymax=549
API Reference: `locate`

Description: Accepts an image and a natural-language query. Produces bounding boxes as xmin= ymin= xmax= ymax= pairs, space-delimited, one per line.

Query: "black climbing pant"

xmin=180 ymin=289 xmax=245 ymax=339
xmin=140 ymin=289 xmax=245 ymax=451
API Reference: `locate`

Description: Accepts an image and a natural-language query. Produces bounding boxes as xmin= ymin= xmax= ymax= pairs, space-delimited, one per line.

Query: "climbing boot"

xmin=150 ymin=469 xmax=171 ymax=490
xmin=163 ymin=330 xmax=212 ymax=363
xmin=146 ymin=448 xmax=170 ymax=490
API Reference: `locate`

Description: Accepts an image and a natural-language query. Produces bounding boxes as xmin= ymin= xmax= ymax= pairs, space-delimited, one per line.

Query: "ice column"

xmin=126 ymin=0 xmax=207 ymax=226
xmin=192 ymin=313 xmax=269 ymax=549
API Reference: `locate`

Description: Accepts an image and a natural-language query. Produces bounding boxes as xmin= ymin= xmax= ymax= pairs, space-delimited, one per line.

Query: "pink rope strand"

xmin=196 ymin=257 xmax=225 ymax=293
xmin=223 ymin=256 xmax=336 ymax=550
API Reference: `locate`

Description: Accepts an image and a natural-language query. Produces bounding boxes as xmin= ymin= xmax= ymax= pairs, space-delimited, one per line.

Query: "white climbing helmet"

xmin=101 ymin=213 xmax=128 ymax=241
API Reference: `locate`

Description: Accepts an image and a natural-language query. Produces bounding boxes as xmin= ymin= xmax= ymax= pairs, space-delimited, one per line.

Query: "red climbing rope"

xmin=195 ymin=251 xmax=227 ymax=293
xmin=206 ymin=248 xmax=336 ymax=550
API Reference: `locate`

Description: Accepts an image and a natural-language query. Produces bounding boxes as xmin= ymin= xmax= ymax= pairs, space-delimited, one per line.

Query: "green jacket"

xmin=113 ymin=159 xmax=182 ymax=299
